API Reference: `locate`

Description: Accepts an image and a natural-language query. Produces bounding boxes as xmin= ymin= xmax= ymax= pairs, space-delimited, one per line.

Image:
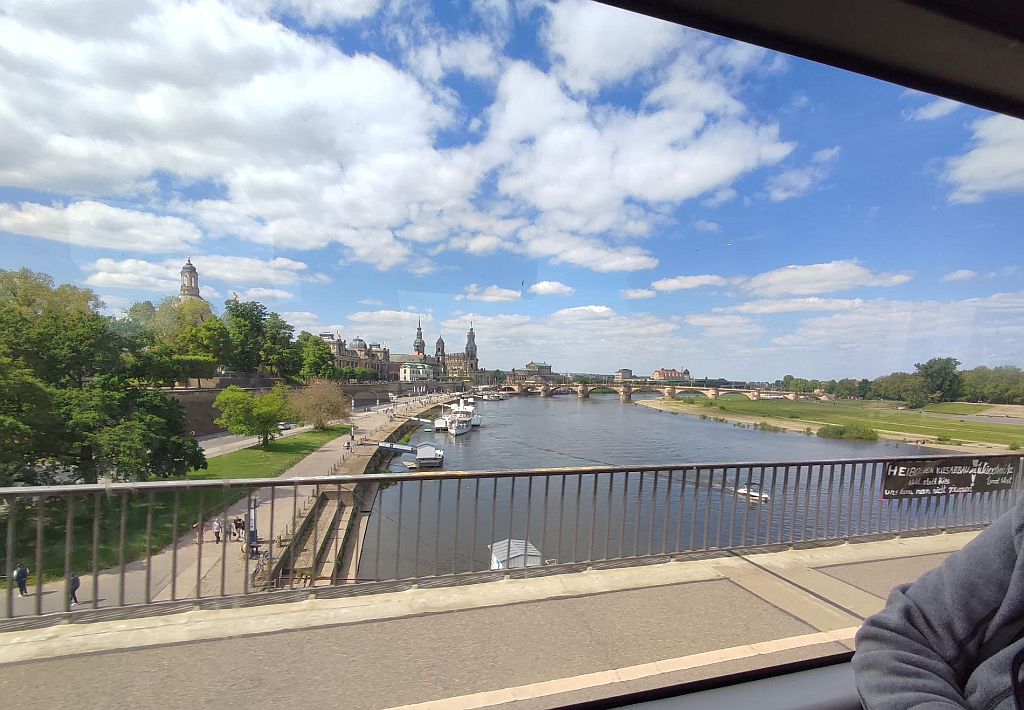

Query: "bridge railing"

xmin=0 ymin=453 xmax=1020 ymax=628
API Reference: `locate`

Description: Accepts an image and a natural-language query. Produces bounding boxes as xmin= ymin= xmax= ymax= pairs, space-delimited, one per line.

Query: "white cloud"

xmin=0 ymin=201 xmax=201 ymax=253
xmin=702 ymin=188 xmax=736 ymax=207
xmin=279 ymin=311 xmax=344 ymax=334
xmin=694 ymin=219 xmax=720 ymax=233
xmin=358 ymin=298 xmax=384 ymax=306
xmin=765 ymin=146 xmax=841 ymax=201
xmin=941 ymin=269 xmax=976 ymax=282
xmin=742 ymin=260 xmax=910 ymax=297
xmin=456 ymin=283 xmax=522 ymax=302
xmin=944 ymin=115 xmax=1024 ymax=203
xmin=903 ymin=98 xmax=961 ymax=121
xmin=235 ymin=0 xmax=383 ymax=26
xmin=82 ymin=255 xmax=326 ymax=293
xmin=409 ymin=36 xmax=502 ymax=83
xmin=686 ymin=314 xmax=763 ymax=338
xmin=773 ymin=292 xmax=1024 ymax=360
xmin=84 ymin=258 xmax=180 ymax=292
xmin=542 ymin=0 xmax=682 ymax=94
xmin=98 ymin=293 xmax=134 ymax=315
xmin=715 ymin=297 xmax=865 ymax=314
xmin=622 ymin=288 xmax=656 ymax=300
xmin=652 ymin=274 xmax=731 ymax=292
xmin=240 ymin=287 xmax=294 ymax=301
xmin=528 ymin=280 xmax=574 ymax=296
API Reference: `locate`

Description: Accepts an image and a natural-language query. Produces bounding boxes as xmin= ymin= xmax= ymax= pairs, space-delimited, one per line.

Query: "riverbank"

xmin=636 ymin=399 xmax=1010 ymax=455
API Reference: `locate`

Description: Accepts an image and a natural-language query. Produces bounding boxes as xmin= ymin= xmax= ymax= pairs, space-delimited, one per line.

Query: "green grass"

xmin=923 ymin=402 xmax=992 ymax=415
xmin=2 ymin=425 xmax=350 ymax=584
xmin=816 ymin=423 xmax=879 ymax=441
xmin=665 ymin=399 xmax=1024 ymax=446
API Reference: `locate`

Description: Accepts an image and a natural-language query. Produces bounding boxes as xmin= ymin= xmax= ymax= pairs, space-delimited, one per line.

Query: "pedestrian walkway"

xmin=3 ymin=395 xmax=451 ymax=618
xmin=0 ymin=532 xmax=970 ymax=709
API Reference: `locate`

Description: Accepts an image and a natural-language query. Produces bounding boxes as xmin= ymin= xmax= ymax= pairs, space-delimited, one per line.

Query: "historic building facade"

xmin=651 ymin=368 xmax=691 ymax=381
xmin=318 ymin=333 xmax=391 ymax=380
xmin=391 ymin=320 xmax=478 ymax=380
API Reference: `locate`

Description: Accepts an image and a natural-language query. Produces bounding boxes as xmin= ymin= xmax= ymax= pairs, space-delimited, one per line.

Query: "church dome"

xmin=436 ymin=335 xmax=444 ymax=345
xmin=181 ymin=258 xmax=197 ymax=273
xmin=350 ymin=337 xmax=367 ymax=351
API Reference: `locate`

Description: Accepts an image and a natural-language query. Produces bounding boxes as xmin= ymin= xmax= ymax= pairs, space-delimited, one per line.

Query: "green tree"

xmin=0 ymin=357 xmax=58 ymax=486
xmin=214 ymin=384 xmax=293 ymax=447
xmin=260 ymin=312 xmax=298 ymax=377
xmin=288 ymin=380 xmax=351 ymax=429
xmin=900 ymin=375 xmax=929 ymax=409
xmin=223 ymin=299 xmax=267 ymax=372
xmin=914 ymin=357 xmax=962 ymax=402
xmin=297 ymin=332 xmax=336 ymax=381
xmin=178 ymin=317 xmax=232 ymax=363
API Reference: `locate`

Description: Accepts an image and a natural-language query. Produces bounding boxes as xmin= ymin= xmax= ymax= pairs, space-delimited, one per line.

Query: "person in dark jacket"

xmin=13 ymin=563 xmax=28 ymax=597
xmin=854 ymin=494 xmax=1024 ymax=709
xmin=69 ymin=573 xmax=81 ymax=606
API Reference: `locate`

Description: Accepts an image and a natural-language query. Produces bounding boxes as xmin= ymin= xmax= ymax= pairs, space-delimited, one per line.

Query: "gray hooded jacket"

xmin=854 ymin=494 xmax=1024 ymax=709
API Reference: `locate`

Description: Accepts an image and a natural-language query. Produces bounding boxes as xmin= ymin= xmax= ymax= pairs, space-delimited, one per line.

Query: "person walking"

xmin=193 ymin=518 xmax=205 ymax=544
xmin=212 ymin=519 xmax=222 ymax=543
xmin=13 ymin=563 xmax=28 ymax=597
xmin=234 ymin=516 xmax=244 ymax=542
xmin=69 ymin=573 xmax=80 ymax=606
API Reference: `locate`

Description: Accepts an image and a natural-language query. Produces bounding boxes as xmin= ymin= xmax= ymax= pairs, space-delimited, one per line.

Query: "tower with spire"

xmin=435 ymin=334 xmax=446 ymax=376
xmin=179 ymin=257 xmax=203 ymax=301
xmin=465 ymin=321 xmax=478 ymax=370
xmin=413 ymin=318 xmax=426 ymax=356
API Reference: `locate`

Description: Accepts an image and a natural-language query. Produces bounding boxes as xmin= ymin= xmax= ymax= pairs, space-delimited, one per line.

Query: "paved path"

xmin=0 ymin=532 xmax=971 ymax=709
xmin=3 ymin=396 xmax=450 ymax=617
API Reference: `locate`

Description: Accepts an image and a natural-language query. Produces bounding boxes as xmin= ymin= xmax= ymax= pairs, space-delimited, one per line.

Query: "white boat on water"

xmin=446 ymin=412 xmax=473 ymax=436
xmin=450 ymin=398 xmax=482 ymax=427
xmin=409 ymin=442 xmax=444 ymax=468
xmin=735 ymin=483 xmax=770 ymax=504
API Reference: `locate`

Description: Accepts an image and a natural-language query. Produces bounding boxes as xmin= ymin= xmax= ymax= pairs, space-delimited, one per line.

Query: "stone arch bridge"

xmin=499 ymin=381 xmax=829 ymax=403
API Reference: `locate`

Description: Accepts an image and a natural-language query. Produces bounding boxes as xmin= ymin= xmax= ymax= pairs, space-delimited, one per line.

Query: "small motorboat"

xmin=735 ymin=483 xmax=770 ymax=504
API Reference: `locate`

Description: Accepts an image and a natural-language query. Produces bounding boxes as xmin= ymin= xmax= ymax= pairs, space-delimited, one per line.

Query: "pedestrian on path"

xmin=69 ymin=573 xmax=80 ymax=606
xmin=213 ymin=519 xmax=222 ymax=543
xmin=233 ymin=516 xmax=244 ymax=541
xmin=193 ymin=519 xmax=205 ymax=544
xmin=14 ymin=563 xmax=28 ymax=597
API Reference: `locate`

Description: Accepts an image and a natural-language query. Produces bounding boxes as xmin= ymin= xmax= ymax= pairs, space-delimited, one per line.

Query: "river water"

xmin=356 ymin=394 xmax=957 ymax=581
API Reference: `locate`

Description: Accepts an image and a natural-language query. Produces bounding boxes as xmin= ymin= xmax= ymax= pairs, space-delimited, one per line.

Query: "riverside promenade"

xmin=3 ymin=394 xmax=450 ymax=617
xmin=0 ymin=530 xmax=973 ymax=709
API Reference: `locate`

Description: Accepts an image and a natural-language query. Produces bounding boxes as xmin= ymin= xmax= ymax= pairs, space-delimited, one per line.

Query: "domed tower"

xmin=413 ymin=318 xmax=426 ymax=356
xmin=179 ymin=258 xmax=203 ymax=301
xmin=465 ymin=322 xmax=478 ymax=371
xmin=435 ymin=335 xmax=446 ymax=376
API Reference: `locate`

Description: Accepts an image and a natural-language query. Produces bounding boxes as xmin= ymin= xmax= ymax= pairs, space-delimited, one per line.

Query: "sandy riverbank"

xmin=635 ymin=399 xmax=1008 ymax=456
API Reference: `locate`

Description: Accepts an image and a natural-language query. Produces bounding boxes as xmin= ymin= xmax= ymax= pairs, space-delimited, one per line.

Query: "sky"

xmin=0 ymin=0 xmax=1022 ymax=380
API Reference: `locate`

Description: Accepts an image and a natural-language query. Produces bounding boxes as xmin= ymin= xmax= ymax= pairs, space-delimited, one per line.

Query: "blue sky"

xmin=0 ymin=0 xmax=1022 ymax=379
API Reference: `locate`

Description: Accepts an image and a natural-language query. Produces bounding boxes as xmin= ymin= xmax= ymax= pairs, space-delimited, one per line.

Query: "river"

xmin=356 ymin=394 xmax=952 ymax=581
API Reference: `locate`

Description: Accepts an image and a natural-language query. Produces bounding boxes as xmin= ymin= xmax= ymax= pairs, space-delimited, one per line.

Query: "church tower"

xmin=413 ymin=318 xmax=426 ymax=356
xmin=465 ymin=322 xmax=478 ymax=371
xmin=435 ymin=335 xmax=446 ymax=376
xmin=179 ymin=258 xmax=203 ymax=301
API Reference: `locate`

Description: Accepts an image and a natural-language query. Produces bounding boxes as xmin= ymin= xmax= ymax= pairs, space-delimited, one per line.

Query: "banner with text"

xmin=883 ymin=456 xmax=1020 ymax=499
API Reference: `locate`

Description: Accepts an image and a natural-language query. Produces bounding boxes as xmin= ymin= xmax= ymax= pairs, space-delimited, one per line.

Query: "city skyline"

xmin=0 ymin=0 xmax=1022 ymax=379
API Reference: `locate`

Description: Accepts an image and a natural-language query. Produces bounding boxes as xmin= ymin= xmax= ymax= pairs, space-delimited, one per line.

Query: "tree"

xmin=214 ymin=384 xmax=293 ymax=447
xmin=900 ymin=375 xmax=929 ymax=409
xmin=260 ymin=312 xmax=298 ymax=377
xmin=0 ymin=357 xmax=58 ymax=486
xmin=178 ymin=317 xmax=232 ymax=363
xmin=915 ymin=357 xmax=962 ymax=402
xmin=288 ymin=381 xmax=351 ymax=429
xmin=223 ymin=299 xmax=267 ymax=372
xmin=297 ymin=332 xmax=336 ymax=381
xmin=57 ymin=377 xmax=206 ymax=482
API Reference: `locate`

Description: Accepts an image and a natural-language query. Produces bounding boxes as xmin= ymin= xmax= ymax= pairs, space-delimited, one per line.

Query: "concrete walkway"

xmin=0 ymin=532 xmax=972 ymax=709
xmin=3 ymin=396 xmax=450 ymax=617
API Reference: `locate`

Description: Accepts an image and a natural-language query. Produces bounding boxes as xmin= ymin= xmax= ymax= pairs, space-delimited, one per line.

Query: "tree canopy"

xmin=214 ymin=384 xmax=294 ymax=447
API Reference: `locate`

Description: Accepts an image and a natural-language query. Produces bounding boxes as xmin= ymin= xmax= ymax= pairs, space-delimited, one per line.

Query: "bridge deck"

xmin=0 ymin=532 xmax=971 ymax=710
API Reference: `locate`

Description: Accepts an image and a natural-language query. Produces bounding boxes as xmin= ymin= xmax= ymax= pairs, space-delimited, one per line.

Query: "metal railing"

xmin=1 ymin=453 xmax=1020 ymax=629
